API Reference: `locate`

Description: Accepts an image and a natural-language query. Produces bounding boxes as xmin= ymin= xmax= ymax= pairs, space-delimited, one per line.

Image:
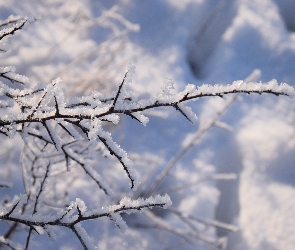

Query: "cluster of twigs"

xmin=0 ymin=15 xmax=294 ymax=250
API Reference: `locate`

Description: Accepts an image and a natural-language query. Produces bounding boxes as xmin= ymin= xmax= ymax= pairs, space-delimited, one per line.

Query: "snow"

xmin=1 ymin=0 xmax=295 ymax=249
xmin=233 ymin=103 xmax=295 ymax=249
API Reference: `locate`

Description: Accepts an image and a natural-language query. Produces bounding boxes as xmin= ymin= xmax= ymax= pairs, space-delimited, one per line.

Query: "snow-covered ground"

xmin=1 ymin=0 xmax=295 ymax=249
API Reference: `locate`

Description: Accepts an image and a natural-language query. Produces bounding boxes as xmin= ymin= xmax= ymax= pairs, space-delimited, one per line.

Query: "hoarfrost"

xmin=88 ymin=118 xmax=102 ymax=141
xmin=44 ymin=121 xmax=62 ymax=152
xmin=74 ymin=224 xmax=97 ymax=250
xmin=125 ymin=63 xmax=136 ymax=85
xmin=177 ymin=103 xmax=198 ymax=124
xmin=76 ymin=198 xmax=87 ymax=214
xmin=44 ymin=225 xmax=56 ymax=240
xmin=102 ymin=114 xmax=120 ymax=124
xmin=119 ymin=194 xmax=172 ymax=211
xmin=10 ymin=194 xmax=27 ymax=217
xmin=193 ymin=80 xmax=295 ymax=97
xmin=162 ymin=78 xmax=175 ymax=95
xmin=0 ymin=66 xmax=30 ymax=85
xmin=96 ymin=127 xmax=139 ymax=189
xmin=130 ymin=112 xmax=149 ymax=126
xmin=33 ymin=226 xmax=45 ymax=235
xmin=111 ymin=213 xmax=128 ymax=231
xmin=56 ymin=120 xmax=83 ymax=140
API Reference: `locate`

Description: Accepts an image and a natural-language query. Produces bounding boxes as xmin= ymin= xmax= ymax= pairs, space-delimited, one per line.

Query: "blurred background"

xmin=0 ymin=0 xmax=295 ymax=249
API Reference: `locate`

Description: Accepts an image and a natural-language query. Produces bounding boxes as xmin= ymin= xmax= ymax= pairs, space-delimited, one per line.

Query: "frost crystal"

xmin=76 ymin=198 xmax=87 ymax=213
xmin=74 ymin=224 xmax=97 ymax=250
xmin=125 ymin=63 xmax=136 ymax=84
xmin=131 ymin=112 xmax=149 ymax=126
xmin=162 ymin=78 xmax=175 ymax=94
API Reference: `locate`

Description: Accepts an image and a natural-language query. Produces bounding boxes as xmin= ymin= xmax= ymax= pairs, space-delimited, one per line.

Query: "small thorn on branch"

xmin=54 ymin=96 xmax=59 ymax=115
xmin=110 ymin=71 xmax=128 ymax=112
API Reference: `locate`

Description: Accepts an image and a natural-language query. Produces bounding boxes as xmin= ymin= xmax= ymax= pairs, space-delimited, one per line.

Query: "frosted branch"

xmin=0 ymin=80 xmax=292 ymax=127
xmin=0 ymin=18 xmax=26 ymax=41
xmin=0 ymin=195 xmax=171 ymax=250
xmin=0 ymin=74 xmax=293 ymax=192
